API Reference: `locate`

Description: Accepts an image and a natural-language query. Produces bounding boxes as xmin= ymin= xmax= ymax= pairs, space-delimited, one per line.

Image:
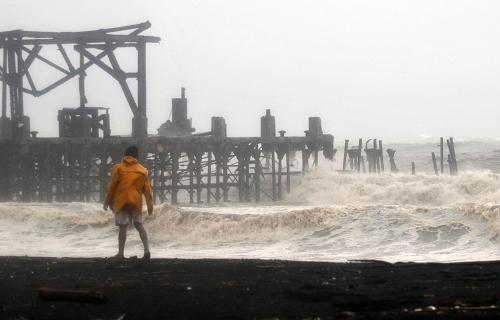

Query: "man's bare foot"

xmin=110 ymin=254 xmax=125 ymax=259
xmin=142 ymin=251 xmax=151 ymax=260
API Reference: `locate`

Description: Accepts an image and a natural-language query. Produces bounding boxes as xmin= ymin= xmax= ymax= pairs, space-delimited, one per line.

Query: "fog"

xmin=1 ymin=0 xmax=500 ymax=142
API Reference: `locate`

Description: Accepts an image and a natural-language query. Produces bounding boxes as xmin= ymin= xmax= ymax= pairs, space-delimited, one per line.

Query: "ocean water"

xmin=2 ymin=140 xmax=500 ymax=263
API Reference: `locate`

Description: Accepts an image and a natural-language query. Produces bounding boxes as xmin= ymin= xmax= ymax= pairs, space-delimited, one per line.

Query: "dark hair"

xmin=124 ymin=145 xmax=139 ymax=158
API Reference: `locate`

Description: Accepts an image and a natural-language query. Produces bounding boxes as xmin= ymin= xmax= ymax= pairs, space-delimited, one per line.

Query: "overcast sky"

xmin=1 ymin=0 xmax=500 ymax=142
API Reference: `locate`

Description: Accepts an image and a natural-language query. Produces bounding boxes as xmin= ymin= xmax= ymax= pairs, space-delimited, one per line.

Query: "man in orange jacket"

xmin=103 ymin=146 xmax=154 ymax=259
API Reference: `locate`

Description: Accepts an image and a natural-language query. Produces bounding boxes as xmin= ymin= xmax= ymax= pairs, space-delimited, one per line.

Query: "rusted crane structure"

xmin=0 ymin=22 xmax=335 ymax=204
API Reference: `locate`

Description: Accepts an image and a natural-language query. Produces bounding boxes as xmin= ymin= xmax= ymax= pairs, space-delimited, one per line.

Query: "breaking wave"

xmin=290 ymin=169 xmax=500 ymax=206
xmin=1 ymin=170 xmax=500 ymax=262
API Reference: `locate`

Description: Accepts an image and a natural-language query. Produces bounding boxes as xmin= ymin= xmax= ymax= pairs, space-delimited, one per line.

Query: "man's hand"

xmin=103 ymin=204 xmax=109 ymax=211
xmin=148 ymin=208 xmax=153 ymax=216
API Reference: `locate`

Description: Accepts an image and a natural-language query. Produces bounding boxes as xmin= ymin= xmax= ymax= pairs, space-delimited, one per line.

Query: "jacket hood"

xmin=122 ymin=156 xmax=139 ymax=165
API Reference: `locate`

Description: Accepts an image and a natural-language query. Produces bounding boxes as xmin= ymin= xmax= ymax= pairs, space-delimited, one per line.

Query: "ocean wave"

xmin=290 ymin=170 xmax=500 ymax=206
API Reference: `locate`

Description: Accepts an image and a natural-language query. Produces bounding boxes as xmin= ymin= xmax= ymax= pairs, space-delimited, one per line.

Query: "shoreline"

xmin=2 ymin=257 xmax=500 ymax=319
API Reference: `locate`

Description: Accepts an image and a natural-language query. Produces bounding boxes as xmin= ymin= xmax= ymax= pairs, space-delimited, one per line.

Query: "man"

xmin=103 ymin=146 xmax=154 ymax=259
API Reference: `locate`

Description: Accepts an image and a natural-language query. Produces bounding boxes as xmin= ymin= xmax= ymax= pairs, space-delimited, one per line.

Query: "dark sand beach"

xmin=2 ymin=257 xmax=500 ymax=319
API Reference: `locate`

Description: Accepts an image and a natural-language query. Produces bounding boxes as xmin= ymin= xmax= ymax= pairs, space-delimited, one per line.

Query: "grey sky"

xmin=1 ymin=0 xmax=500 ymax=142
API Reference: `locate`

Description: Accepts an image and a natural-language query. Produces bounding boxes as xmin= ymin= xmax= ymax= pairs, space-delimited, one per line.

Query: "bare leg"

xmin=134 ymin=222 xmax=150 ymax=255
xmin=116 ymin=225 xmax=127 ymax=258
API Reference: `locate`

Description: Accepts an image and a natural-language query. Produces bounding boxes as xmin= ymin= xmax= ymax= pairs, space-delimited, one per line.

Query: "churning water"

xmin=2 ymin=140 xmax=500 ymax=263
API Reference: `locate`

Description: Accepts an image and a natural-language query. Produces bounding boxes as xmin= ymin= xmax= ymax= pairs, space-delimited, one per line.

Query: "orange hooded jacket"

xmin=104 ymin=156 xmax=154 ymax=214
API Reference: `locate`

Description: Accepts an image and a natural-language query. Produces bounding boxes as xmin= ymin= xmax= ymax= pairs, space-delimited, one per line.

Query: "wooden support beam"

xmin=207 ymin=152 xmax=212 ymax=204
xmin=271 ymin=150 xmax=276 ymax=201
xmin=22 ymin=46 xmax=70 ymax=74
xmin=432 ymin=152 xmax=438 ymax=175
xmin=171 ymin=151 xmax=179 ymax=204
xmin=440 ymin=137 xmax=444 ymax=174
xmin=1 ymin=47 xmax=6 ymax=117
xmin=342 ymin=140 xmax=348 ymax=171
xmin=57 ymin=44 xmax=75 ymax=72
xmin=137 ymin=42 xmax=146 ymax=117
xmin=357 ymin=138 xmax=362 ymax=172
xmin=286 ymin=144 xmax=291 ymax=193
xmin=278 ymin=154 xmax=283 ymax=200
xmin=379 ymin=140 xmax=384 ymax=172
xmin=106 ymin=49 xmax=139 ymax=116
xmin=196 ymin=153 xmax=202 ymax=204
xmin=254 ymin=149 xmax=261 ymax=202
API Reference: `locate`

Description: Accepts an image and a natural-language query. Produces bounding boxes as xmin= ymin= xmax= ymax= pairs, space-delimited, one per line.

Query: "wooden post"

xmin=379 ymin=140 xmax=384 ymax=172
xmin=215 ymin=156 xmax=221 ymax=202
xmin=342 ymin=140 xmax=349 ymax=171
xmin=223 ymin=153 xmax=229 ymax=202
xmin=171 ymin=151 xmax=179 ymax=204
xmin=189 ymin=154 xmax=194 ymax=204
xmin=374 ymin=139 xmax=380 ymax=174
xmin=245 ymin=153 xmax=251 ymax=202
xmin=278 ymin=154 xmax=283 ymax=200
xmin=286 ymin=144 xmax=291 ymax=193
xmin=254 ymin=149 xmax=261 ymax=202
xmin=449 ymin=137 xmax=458 ymax=175
xmin=196 ymin=153 xmax=202 ymax=204
xmin=302 ymin=148 xmax=309 ymax=174
xmin=447 ymin=154 xmax=453 ymax=175
xmin=207 ymin=151 xmax=212 ymax=203
xmin=411 ymin=162 xmax=416 ymax=175
xmin=2 ymin=47 xmax=6 ymax=118
xmin=357 ymin=139 xmax=362 ymax=172
xmin=237 ymin=153 xmax=244 ymax=202
xmin=431 ymin=152 xmax=438 ymax=175
xmin=79 ymin=51 xmax=86 ymax=107
xmin=271 ymin=150 xmax=276 ymax=201
xmin=440 ymin=137 xmax=444 ymax=174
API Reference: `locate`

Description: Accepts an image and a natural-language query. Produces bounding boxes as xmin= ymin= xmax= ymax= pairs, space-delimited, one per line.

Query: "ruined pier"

xmin=0 ymin=23 xmax=335 ymax=204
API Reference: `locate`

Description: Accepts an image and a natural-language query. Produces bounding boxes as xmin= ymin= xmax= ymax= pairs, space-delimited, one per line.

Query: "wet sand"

xmin=1 ymin=257 xmax=500 ymax=319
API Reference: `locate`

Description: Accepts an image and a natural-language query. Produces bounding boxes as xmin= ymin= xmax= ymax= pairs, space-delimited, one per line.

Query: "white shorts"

xmin=115 ymin=211 xmax=144 ymax=226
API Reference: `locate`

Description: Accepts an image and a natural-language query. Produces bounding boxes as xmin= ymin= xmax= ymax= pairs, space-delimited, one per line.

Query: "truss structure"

xmin=0 ymin=21 xmax=160 ymax=137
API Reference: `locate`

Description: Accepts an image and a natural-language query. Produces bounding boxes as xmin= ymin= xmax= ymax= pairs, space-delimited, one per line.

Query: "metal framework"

xmin=0 ymin=21 xmax=160 ymax=138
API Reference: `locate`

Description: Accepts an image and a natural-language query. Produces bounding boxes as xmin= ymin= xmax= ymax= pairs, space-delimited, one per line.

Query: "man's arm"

xmin=143 ymin=173 xmax=154 ymax=215
xmin=103 ymin=165 xmax=120 ymax=211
